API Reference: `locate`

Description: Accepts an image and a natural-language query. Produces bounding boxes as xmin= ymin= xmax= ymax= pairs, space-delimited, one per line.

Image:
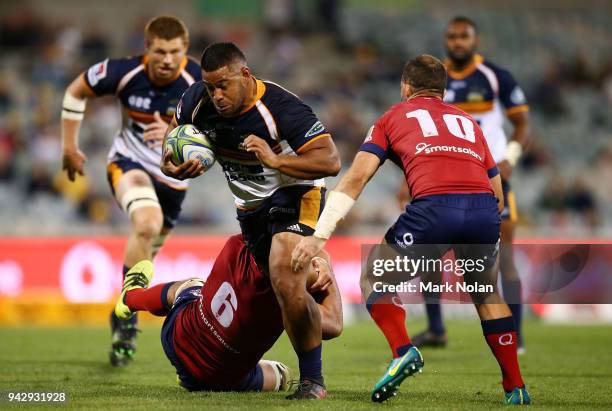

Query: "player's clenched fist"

xmin=62 ymin=148 xmax=87 ymax=181
xmin=243 ymin=134 xmax=281 ymax=169
xmin=292 ymin=235 xmax=327 ymax=272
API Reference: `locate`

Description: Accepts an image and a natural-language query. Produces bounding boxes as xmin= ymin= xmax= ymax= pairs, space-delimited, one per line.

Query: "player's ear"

xmin=241 ymin=65 xmax=251 ymax=79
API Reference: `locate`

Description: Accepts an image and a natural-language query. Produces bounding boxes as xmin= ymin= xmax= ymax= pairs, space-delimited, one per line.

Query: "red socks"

xmin=481 ymin=317 xmax=525 ymax=391
xmin=125 ymin=283 xmax=173 ymax=316
xmin=366 ymin=292 xmax=412 ymax=358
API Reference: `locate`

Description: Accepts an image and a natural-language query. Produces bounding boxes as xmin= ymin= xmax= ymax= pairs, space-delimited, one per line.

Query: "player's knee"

xmin=359 ymin=272 xmax=374 ymax=297
xmin=132 ymin=211 xmax=163 ymax=242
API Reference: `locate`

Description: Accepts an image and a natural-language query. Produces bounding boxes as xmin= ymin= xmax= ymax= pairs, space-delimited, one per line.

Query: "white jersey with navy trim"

xmin=443 ymin=54 xmax=529 ymax=163
xmin=84 ymin=55 xmax=202 ymax=189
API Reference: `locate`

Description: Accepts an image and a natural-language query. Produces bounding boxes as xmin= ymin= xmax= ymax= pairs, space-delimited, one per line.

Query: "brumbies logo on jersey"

xmin=305 ymin=121 xmax=325 ymax=138
xmin=87 ymin=59 xmax=108 ymax=86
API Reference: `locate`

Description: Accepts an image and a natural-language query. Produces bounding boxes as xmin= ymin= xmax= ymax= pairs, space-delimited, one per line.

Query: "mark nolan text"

xmin=373 ymin=281 xmax=494 ymax=293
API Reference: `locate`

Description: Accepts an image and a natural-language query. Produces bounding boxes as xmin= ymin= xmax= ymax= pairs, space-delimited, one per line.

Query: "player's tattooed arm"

xmin=61 ymin=74 xmax=96 ymax=181
xmin=243 ymin=134 xmax=341 ymax=179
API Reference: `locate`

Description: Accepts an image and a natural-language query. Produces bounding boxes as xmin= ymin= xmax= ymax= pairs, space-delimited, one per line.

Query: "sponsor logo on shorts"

xmin=269 ymin=207 xmax=296 ymax=215
xmin=415 ymin=142 xmax=483 ymax=161
xmin=394 ymin=232 xmax=413 ymax=249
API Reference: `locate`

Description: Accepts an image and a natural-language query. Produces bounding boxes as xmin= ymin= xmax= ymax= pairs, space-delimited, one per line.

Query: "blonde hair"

xmin=144 ymin=16 xmax=188 ymax=46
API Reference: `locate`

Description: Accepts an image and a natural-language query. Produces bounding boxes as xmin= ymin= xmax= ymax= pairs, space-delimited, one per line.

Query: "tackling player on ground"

xmin=160 ymin=43 xmax=341 ymax=399
xmin=60 ymin=16 xmax=201 ymax=366
xmin=292 ymin=55 xmax=530 ymax=405
xmin=412 ymin=16 xmax=530 ymax=352
xmin=112 ymin=234 xmax=342 ymax=392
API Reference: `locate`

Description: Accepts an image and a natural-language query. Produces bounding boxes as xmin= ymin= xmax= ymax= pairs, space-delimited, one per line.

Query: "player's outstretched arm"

xmin=291 ymin=151 xmax=381 ymax=271
xmin=243 ymin=134 xmax=341 ymax=180
xmin=61 ymin=74 xmax=96 ymax=181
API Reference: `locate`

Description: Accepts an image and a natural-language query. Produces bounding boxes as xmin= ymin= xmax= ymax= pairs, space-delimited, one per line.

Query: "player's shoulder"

xmin=480 ymin=57 xmax=516 ymax=81
xmin=176 ymin=81 xmax=208 ymax=123
xmin=85 ymin=55 xmax=143 ymax=90
xmin=261 ymin=80 xmax=304 ymax=107
xmin=185 ymin=57 xmax=202 ymax=80
xmin=379 ymin=101 xmax=405 ymax=120
xmin=181 ymin=80 xmax=207 ymax=105
xmin=106 ymin=55 xmax=144 ymax=72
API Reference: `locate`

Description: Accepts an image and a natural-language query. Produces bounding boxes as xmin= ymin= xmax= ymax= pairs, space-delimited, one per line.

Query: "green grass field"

xmin=1 ymin=319 xmax=611 ymax=410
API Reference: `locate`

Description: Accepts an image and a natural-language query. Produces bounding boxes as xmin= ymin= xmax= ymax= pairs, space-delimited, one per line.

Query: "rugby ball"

xmin=165 ymin=124 xmax=216 ymax=172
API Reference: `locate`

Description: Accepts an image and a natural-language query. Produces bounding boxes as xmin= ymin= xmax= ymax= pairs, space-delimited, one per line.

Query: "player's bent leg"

xmin=269 ymin=232 xmax=325 ymax=399
xmin=361 ymin=242 xmax=412 ymax=359
xmin=269 ymin=233 xmax=322 ymax=351
xmin=110 ymin=169 xmax=164 ymax=366
xmin=360 ymin=240 xmax=423 ymax=403
xmin=116 ymin=169 xmax=164 ymax=266
xmin=114 ymin=260 xmax=155 ymax=320
xmin=468 ymin=276 xmax=530 ymax=405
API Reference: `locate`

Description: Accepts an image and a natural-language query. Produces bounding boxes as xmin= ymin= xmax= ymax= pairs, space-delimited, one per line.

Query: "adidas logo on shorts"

xmin=286 ymin=224 xmax=303 ymax=233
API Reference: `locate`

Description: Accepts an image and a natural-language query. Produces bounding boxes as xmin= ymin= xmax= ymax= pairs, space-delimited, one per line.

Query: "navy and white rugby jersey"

xmin=175 ymin=79 xmax=330 ymax=208
xmin=443 ymin=54 xmax=529 ymax=163
xmin=83 ymin=55 xmax=202 ymax=189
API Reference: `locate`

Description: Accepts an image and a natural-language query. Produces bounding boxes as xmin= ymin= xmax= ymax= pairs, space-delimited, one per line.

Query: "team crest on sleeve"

xmin=510 ymin=86 xmax=526 ymax=105
xmin=305 ymin=121 xmax=325 ymax=138
xmin=364 ymin=125 xmax=374 ymax=143
xmin=87 ymin=59 xmax=108 ymax=86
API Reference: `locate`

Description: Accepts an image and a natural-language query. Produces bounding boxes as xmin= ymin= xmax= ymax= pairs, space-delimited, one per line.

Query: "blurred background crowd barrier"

xmin=0 ymin=0 xmax=610 ymax=323
xmin=0 ymin=0 xmax=610 ymax=237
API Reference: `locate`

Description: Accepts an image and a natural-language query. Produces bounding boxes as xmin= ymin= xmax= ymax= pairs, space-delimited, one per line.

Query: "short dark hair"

xmin=144 ymin=16 xmax=189 ymax=46
xmin=401 ymin=54 xmax=447 ymax=95
xmin=447 ymin=16 xmax=478 ymax=34
xmin=200 ymin=42 xmax=247 ymax=72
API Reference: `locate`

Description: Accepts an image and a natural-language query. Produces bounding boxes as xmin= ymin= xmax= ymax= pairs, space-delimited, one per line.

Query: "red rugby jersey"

xmin=360 ymin=96 xmax=499 ymax=199
xmin=172 ymin=235 xmax=284 ymax=389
